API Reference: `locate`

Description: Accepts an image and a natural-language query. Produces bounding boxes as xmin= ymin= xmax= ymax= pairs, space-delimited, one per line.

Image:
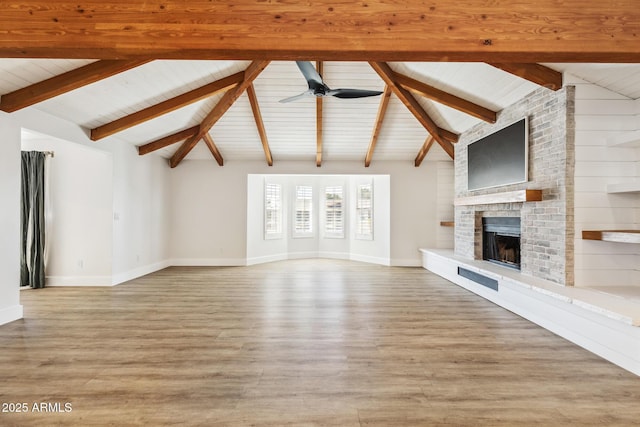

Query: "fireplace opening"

xmin=482 ymin=217 xmax=521 ymax=270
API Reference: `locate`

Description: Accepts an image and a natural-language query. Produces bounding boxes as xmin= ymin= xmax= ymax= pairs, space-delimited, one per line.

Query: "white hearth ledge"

xmin=420 ymin=248 xmax=640 ymax=376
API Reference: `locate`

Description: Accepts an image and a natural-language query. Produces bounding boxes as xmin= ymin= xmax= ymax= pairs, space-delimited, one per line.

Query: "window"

xmin=356 ymin=183 xmax=373 ymax=240
xmin=324 ymin=186 xmax=344 ymax=238
xmin=294 ymin=185 xmax=313 ymax=236
xmin=264 ymin=183 xmax=282 ymax=239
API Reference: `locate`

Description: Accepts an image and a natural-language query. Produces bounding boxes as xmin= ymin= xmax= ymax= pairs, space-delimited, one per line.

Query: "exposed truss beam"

xmin=202 ymin=133 xmax=224 ymax=166
xmin=169 ymin=60 xmax=270 ymax=168
xmin=0 ymin=60 xmax=151 ymax=113
xmin=395 ymin=73 xmax=497 ymax=123
xmin=415 ymin=136 xmax=436 ymax=167
xmin=137 ymin=126 xmax=200 ymax=156
xmin=91 ymin=71 xmax=244 ymax=141
xmin=1 ymin=2 xmax=639 ymax=62
xmin=488 ymin=63 xmax=563 ymax=91
xmin=316 ymin=61 xmax=323 ymax=167
xmin=365 ymin=85 xmax=392 ymax=168
xmin=369 ymin=62 xmax=456 ymax=160
xmin=246 ymin=83 xmax=273 ymax=167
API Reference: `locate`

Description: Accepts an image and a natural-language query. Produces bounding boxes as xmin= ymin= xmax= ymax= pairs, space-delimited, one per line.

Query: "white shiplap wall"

xmin=572 ymin=74 xmax=640 ymax=287
xmin=436 ymin=161 xmax=454 ymax=249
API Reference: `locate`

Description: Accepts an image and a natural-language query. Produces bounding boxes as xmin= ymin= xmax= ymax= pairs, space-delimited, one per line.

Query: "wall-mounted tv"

xmin=467 ymin=117 xmax=528 ymax=191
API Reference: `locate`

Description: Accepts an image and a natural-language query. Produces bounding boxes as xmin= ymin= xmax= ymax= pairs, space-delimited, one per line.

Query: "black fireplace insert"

xmin=482 ymin=217 xmax=521 ymax=269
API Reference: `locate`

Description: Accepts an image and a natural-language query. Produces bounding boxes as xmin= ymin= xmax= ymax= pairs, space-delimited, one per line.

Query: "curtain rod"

xmin=22 ymin=150 xmax=55 ymax=157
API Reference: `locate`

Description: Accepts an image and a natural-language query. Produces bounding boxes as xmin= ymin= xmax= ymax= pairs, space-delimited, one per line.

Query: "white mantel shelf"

xmin=454 ymin=189 xmax=543 ymax=206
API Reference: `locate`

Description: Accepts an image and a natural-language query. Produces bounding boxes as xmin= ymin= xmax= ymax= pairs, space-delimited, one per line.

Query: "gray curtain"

xmin=20 ymin=151 xmax=46 ymax=289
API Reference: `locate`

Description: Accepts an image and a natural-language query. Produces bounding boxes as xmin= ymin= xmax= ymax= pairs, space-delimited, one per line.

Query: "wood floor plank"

xmin=1 ymin=259 xmax=639 ymax=426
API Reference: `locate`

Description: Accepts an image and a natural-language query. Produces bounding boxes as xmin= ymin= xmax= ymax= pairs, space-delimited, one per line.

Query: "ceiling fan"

xmin=279 ymin=61 xmax=383 ymax=103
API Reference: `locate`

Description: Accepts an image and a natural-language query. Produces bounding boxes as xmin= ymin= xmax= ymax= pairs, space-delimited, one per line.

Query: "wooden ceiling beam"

xmin=168 ymin=90 xmax=238 ymax=168
xmin=395 ymin=73 xmax=497 ymax=123
xmin=369 ymin=61 xmax=456 ymax=160
xmin=488 ymin=63 xmax=563 ymax=91
xmin=91 ymin=71 xmax=244 ymax=141
xmin=365 ymin=85 xmax=392 ymax=168
xmin=137 ymin=126 xmax=199 ymax=156
xmin=202 ymin=133 xmax=224 ymax=166
xmin=0 ymin=59 xmax=150 ymax=112
xmin=246 ymin=83 xmax=273 ymax=167
xmin=169 ymin=60 xmax=270 ymax=168
xmin=440 ymin=129 xmax=459 ymax=144
xmin=0 ymin=2 xmax=639 ymax=62
xmin=415 ymin=136 xmax=435 ymax=167
xmin=316 ymin=61 xmax=323 ymax=167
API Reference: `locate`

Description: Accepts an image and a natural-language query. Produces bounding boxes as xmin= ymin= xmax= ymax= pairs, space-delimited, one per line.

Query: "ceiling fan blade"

xmin=328 ymin=88 xmax=384 ymax=99
xmin=296 ymin=61 xmax=325 ymax=90
xmin=279 ymin=90 xmax=314 ymax=103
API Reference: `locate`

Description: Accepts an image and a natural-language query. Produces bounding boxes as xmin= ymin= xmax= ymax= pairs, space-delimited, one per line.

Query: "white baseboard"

xmin=391 ymin=258 xmax=423 ymax=267
xmin=350 ymin=253 xmax=391 ymax=266
xmin=317 ymin=251 xmax=351 ymax=260
xmin=246 ymin=254 xmax=288 ymax=266
xmin=287 ymin=251 xmax=320 ymax=260
xmin=171 ymin=258 xmax=247 ymax=267
xmin=46 ymin=275 xmax=113 ymax=286
xmin=248 ymin=252 xmax=389 ymax=266
xmin=111 ymin=259 xmax=173 ymax=286
xmin=0 ymin=304 xmax=23 ymax=326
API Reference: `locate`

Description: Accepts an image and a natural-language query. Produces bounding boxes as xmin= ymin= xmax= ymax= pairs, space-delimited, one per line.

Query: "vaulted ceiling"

xmin=1 ymin=2 xmax=639 ymax=167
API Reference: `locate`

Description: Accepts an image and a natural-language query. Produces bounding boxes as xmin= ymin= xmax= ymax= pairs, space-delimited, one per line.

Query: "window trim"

xmin=292 ymin=184 xmax=314 ymax=238
xmin=264 ymin=181 xmax=283 ymax=240
xmin=355 ymin=181 xmax=374 ymax=241
xmin=323 ymin=185 xmax=345 ymax=239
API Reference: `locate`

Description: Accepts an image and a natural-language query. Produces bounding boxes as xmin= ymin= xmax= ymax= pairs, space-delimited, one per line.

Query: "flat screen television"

xmin=467 ymin=117 xmax=528 ymax=191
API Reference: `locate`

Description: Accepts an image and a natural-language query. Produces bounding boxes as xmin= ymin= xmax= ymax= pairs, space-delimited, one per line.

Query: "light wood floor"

xmin=1 ymin=260 xmax=640 ymax=426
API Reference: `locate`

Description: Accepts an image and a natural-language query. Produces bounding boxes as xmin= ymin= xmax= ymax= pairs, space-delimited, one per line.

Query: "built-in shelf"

xmin=607 ymin=130 xmax=640 ymax=148
xmin=607 ymin=182 xmax=640 ymax=194
xmin=440 ymin=221 xmax=455 ymax=227
xmin=582 ymin=230 xmax=640 ymax=244
xmin=454 ymin=189 xmax=543 ymax=206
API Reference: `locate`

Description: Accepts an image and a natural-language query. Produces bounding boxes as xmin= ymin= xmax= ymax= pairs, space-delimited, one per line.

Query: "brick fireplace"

xmin=454 ymin=86 xmax=575 ymax=286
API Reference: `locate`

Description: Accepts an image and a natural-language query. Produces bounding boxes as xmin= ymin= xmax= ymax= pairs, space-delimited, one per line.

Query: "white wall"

xmin=572 ymin=75 xmax=640 ymax=287
xmin=22 ymin=132 xmax=114 ymax=285
xmin=387 ymin=160 xmax=448 ymax=264
xmin=171 ymin=159 xmax=453 ymax=266
xmin=0 ymin=114 xmax=23 ymax=325
xmin=110 ymin=142 xmax=172 ymax=284
xmin=170 ymin=160 xmax=250 ymax=266
xmin=12 ymin=107 xmax=172 ymax=286
xmin=436 ymin=162 xmax=455 ymax=249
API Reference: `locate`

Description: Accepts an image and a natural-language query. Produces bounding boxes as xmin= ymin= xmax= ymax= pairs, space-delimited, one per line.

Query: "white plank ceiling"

xmin=1 ymin=59 xmax=639 ymax=166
